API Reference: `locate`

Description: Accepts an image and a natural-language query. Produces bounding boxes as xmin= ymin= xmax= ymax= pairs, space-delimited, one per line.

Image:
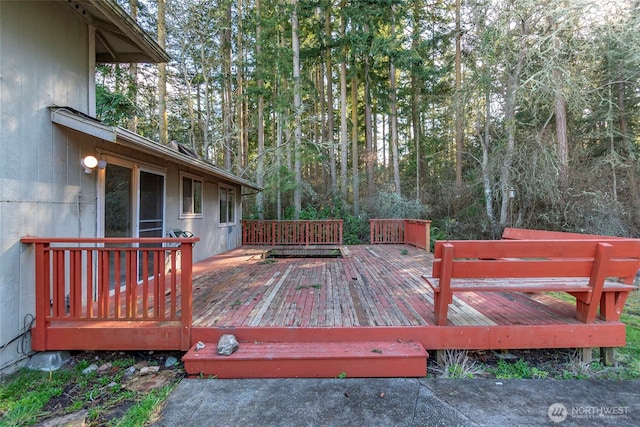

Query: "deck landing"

xmin=183 ymin=340 xmax=428 ymax=378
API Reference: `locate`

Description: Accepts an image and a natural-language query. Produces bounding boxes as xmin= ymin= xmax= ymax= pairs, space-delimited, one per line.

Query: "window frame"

xmin=180 ymin=173 xmax=204 ymax=219
xmin=219 ymin=184 xmax=236 ymax=226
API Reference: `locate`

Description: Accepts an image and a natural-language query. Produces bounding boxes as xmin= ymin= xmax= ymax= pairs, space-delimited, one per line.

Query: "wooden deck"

xmin=25 ymin=228 xmax=633 ymax=377
xmin=187 ymin=244 xmax=627 ymax=352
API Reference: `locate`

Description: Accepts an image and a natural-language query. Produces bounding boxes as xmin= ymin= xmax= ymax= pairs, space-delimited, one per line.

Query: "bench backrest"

xmin=432 ymin=239 xmax=640 ymax=283
xmin=502 ymin=227 xmax=624 ymax=240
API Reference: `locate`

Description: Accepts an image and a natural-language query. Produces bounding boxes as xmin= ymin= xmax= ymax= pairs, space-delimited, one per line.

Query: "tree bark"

xmin=364 ymin=47 xmax=374 ymax=210
xmin=158 ymin=0 xmax=168 ymax=145
xmin=390 ymin=5 xmax=401 ymax=196
xmin=127 ymin=0 xmax=138 ymax=133
xmin=236 ymin=0 xmax=247 ymax=171
xmin=339 ymin=1 xmax=349 ymax=203
xmin=351 ymin=68 xmax=360 ymax=216
xmin=325 ymin=7 xmax=337 ymax=199
xmin=292 ymin=0 xmax=302 ymax=219
xmin=454 ymin=0 xmax=463 ymax=185
xmin=256 ymin=0 xmax=265 ymax=219
xmin=222 ymin=4 xmax=233 ymax=171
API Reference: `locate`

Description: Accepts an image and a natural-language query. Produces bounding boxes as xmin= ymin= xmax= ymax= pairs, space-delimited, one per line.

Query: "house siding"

xmin=0 ymin=1 xmax=92 ymax=372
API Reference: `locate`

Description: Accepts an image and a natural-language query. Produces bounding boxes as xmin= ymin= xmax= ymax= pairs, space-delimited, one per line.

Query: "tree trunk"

xmin=351 ymin=69 xmax=360 ymax=216
xmin=222 ymin=4 xmax=233 ymax=171
xmin=411 ymin=1 xmax=422 ymax=201
xmin=292 ymin=0 xmax=302 ymax=219
xmin=499 ymin=54 xmax=525 ymax=226
xmin=481 ymin=90 xmax=494 ymax=224
xmin=454 ymin=0 xmax=463 ymax=185
xmin=236 ymin=0 xmax=247 ymax=171
xmin=389 ymin=5 xmax=401 ymax=196
xmin=127 ymin=0 xmax=138 ymax=133
xmin=256 ymin=0 xmax=265 ymax=219
xmin=364 ymin=51 xmax=374 ymax=210
xmin=340 ymin=1 xmax=349 ymax=203
xmin=158 ymin=0 xmax=168 ymax=145
xmin=325 ymin=7 xmax=337 ymax=199
xmin=551 ymin=16 xmax=568 ymax=193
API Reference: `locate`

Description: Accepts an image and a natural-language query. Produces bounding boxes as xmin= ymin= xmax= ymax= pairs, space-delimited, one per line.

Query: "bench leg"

xmin=433 ymin=292 xmax=449 ymax=326
xmin=576 ymin=242 xmax=611 ymax=323
xmin=599 ymin=291 xmax=630 ymax=322
xmin=575 ymin=301 xmax=594 ymax=323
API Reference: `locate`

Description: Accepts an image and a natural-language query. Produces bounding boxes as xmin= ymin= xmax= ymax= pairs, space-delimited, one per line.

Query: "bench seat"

xmin=422 ymin=276 xmax=636 ymax=294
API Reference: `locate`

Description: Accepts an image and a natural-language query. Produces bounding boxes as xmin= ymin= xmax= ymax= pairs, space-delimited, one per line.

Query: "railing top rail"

xmin=370 ymin=218 xmax=431 ymax=223
xmin=21 ymin=237 xmax=200 ymax=245
xmin=242 ymin=219 xmax=343 ymax=223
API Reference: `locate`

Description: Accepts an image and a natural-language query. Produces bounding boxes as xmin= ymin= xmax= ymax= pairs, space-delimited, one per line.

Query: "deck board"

xmin=189 ymin=245 xmax=597 ymax=329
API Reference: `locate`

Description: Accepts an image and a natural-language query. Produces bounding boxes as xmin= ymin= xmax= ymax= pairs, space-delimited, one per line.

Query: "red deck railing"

xmin=242 ymin=220 xmax=343 ymax=245
xmin=21 ymin=237 xmax=199 ymax=351
xmin=369 ymin=219 xmax=431 ymax=250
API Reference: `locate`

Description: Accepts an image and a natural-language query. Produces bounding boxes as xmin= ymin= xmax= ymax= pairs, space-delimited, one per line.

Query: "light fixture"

xmin=81 ymin=155 xmax=106 ymax=173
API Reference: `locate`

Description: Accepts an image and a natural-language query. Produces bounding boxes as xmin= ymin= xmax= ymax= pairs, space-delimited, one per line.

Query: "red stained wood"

xmin=369 ymin=219 xmax=432 ymax=250
xmin=183 ymin=340 xmax=428 ymax=378
xmin=242 ymin=220 xmax=343 ymax=245
xmin=502 ymin=227 xmax=623 ymax=241
xmin=425 ymin=239 xmax=640 ymax=326
xmin=23 ymin=237 xmax=198 ymax=351
xmin=23 ymin=236 xmax=634 ymax=371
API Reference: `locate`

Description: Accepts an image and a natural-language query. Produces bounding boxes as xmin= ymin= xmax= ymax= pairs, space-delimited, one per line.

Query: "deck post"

xmin=600 ymin=347 xmax=615 ymax=366
xmin=180 ymin=241 xmax=194 ymax=351
xmin=580 ymin=347 xmax=593 ymax=364
xmin=33 ymin=241 xmax=50 ymax=351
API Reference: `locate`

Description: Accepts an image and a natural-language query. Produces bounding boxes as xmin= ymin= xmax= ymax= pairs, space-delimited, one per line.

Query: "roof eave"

xmin=50 ymin=107 xmax=260 ymax=191
xmin=64 ymin=0 xmax=170 ymax=64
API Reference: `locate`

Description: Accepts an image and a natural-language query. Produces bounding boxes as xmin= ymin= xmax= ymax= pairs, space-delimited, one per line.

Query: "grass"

xmin=0 ymin=351 xmax=183 ymax=427
xmin=431 ymin=349 xmax=484 ymax=379
xmin=3 ymin=288 xmax=640 ymax=424
xmin=111 ymin=384 xmax=175 ymax=427
xmin=430 ymin=288 xmax=640 ymax=380
xmin=489 ymin=359 xmax=549 ymax=379
xmin=0 ymin=368 xmax=75 ymax=425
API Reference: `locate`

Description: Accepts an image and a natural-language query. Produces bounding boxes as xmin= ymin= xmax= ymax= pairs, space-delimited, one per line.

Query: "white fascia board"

xmin=51 ymin=108 xmax=117 ymax=142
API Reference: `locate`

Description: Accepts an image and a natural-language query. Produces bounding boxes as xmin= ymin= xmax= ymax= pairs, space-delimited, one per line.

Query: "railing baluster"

xmin=241 ymin=220 xmax=344 ymax=245
xmin=54 ymin=250 xmax=65 ymax=317
xmin=86 ymin=250 xmax=94 ymax=318
xmin=144 ymin=250 xmax=151 ymax=318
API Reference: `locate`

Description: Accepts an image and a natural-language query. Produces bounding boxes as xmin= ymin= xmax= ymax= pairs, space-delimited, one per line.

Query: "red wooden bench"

xmin=422 ymin=239 xmax=640 ymax=326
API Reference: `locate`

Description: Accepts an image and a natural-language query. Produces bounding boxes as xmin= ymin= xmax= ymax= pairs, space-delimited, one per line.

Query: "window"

xmin=181 ymin=174 xmax=203 ymax=217
xmin=219 ymin=185 xmax=235 ymax=225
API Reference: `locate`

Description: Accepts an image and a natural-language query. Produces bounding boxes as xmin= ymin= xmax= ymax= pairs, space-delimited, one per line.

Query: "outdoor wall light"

xmin=81 ymin=155 xmax=107 ymax=173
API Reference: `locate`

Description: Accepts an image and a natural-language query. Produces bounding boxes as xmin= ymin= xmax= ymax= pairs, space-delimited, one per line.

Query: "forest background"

xmin=99 ymin=0 xmax=640 ymax=244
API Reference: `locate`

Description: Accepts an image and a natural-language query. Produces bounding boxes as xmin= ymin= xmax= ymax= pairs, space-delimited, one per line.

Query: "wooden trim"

xmin=191 ymin=323 xmax=628 ymax=350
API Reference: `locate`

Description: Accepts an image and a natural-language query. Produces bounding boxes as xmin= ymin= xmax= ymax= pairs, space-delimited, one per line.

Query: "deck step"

xmin=182 ymin=341 xmax=428 ymax=379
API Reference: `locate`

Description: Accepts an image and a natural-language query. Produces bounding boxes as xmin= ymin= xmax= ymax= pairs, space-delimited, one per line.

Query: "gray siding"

xmin=0 ymin=1 xmax=92 ymax=372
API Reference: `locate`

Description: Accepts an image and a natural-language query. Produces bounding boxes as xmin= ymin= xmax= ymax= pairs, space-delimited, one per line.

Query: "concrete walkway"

xmin=152 ymin=378 xmax=640 ymax=426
